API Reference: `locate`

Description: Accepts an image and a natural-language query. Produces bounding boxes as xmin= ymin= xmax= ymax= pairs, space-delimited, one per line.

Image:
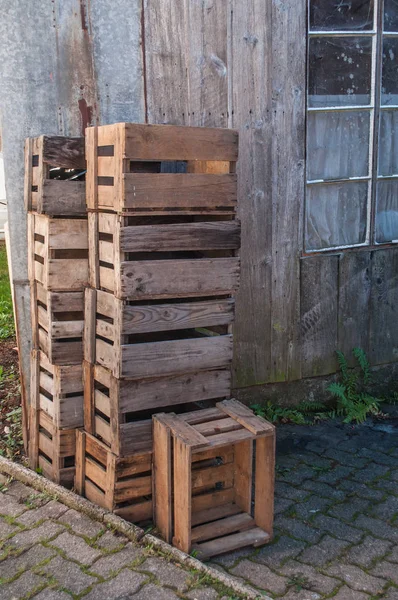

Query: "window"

xmin=306 ymin=0 xmax=398 ymax=251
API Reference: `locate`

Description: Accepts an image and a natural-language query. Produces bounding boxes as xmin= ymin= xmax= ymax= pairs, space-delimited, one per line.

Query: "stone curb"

xmin=0 ymin=456 xmax=269 ymax=600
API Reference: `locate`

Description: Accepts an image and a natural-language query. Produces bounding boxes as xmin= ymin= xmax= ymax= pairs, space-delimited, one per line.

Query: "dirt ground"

xmin=0 ymin=336 xmax=23 ymax=461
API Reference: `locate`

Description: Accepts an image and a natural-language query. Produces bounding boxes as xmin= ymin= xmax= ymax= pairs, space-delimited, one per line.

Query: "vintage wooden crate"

xmin=75 ymin=430 xmax=152 ymax=523
xmin=84 ymin=288 xmax=235 ymax=379
xmin=88 ymin=212 xmax=240 ymax=299
xmin=86 ymin=123 xmax=238 ymax=214
xmin=83 ymin=361 xmax=231 ymax=456
xmin=30 ymin=349 xmax=83 ymax=429
xmin=31 ymin=282 xmax=84 ymax=365
xmin=153 ymin=400 xmax=275 ymax=559
xmin=24 ymin=135 xmax=86 ymax=215
xmin=28 ymin=213 xmax=88 ymax=291
xmin=29 ymin=409 xmax=77 ymax=488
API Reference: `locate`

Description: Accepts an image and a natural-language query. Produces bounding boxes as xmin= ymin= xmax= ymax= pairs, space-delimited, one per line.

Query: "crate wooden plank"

xmin=191 ymin=513 xmax=255 ymax=543
xmin=172 ymin=437 xmax=192 ymax=553
xmin=255 ymin=436 xmax=275 ymax=536
xmin=192 ymin=527 xmax=270 ymax=559
xmin=153 ymin=417 xmax=172 ymax=542
xmin=40 ymin=180 xmax=86 ymax=216
xmin=217 ymin=399 xmax=275 ymax=436
xmin=191 ymin=503 xmax=241 ymax=528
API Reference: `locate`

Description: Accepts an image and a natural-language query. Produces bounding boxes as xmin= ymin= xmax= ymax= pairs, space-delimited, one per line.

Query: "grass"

xmin=0 ymin=243 xmax=14 ymax=339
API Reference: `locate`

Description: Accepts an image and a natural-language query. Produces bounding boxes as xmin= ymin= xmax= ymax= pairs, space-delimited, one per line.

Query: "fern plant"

xmin=327 ymin=348 xmax=380 ymax=424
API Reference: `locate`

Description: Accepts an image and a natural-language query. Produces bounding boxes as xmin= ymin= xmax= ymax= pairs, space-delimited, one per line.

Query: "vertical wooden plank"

xmin=254 ymin=434 xmax=275 ymax=536
xmin=85 ymin=126 xmax=98 ymax=210
xmin=338 ymin=251 xmax=371 ymax=365
xmin=83 ymin=361 xmax=94 ymax=435
xmin=230 ymin=0 xmax=273 ymax=387
xmin=28 ymin=349 xmax=40 ymax=470
xmin=172 ymin=437 xmax=192 ymax=554
xmin=109 ymin=376 xmax=120 ymax=456
xmin=270 ymin=0 xmax=306 ymax=383
xmin=105 ymin=452 xmax=117 ymax=511
xmin=84 ymin=287 xmax=97 ymax=364
xmin=88 ymin=213 xmax=99 ymax=289
xmin=75 ymin=430 xmax=85 ymax=496
xmin=153 ymin=417 xmax=172 ymax=543
xmin=234 ymin=440 xmax=253 ymax=514
xmin=370 ymin=248 xmax=398 ymax=365
xmin=300 ymin=255 xmax=339 ymax=377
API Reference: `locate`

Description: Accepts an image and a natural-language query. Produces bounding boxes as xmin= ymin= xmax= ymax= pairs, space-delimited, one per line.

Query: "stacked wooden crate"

xmin=26 ymin=135 xmax=87 ymax=487
xmin=76 ymin=122 xmax=241 ymax=523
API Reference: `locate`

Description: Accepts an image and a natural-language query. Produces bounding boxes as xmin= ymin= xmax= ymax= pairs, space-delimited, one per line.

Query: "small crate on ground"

xmin=153 ymin=400 xmax=275 ymax=559
xmin=31 ymin=282 xmax=84 ymax=365
xmin=29 ymin=410 xmax=77 ymax=488
xmin=83 ymin=361 xmax=231 ymax=456
xmin=75 ymin=430 xmax=152 ymax=523
xmin=28 ymin=213 xmax=88 ymax=291
xmin=86 ymin=123 xmax=238 ymax=214
xmin=24 ymin=135 xmax=86 ymax=216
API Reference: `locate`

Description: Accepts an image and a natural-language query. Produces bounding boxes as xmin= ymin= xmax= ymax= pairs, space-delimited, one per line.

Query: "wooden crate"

xmin=28 ymin=213 xmax=88 ymax=291
xmin=30 ymin=349 xmax=83 ymax=429
xmin=75 ymin=430 xmax=152 ymax=523
xmin=31 ymin=282 xmax=84 ymax=365
xmin=86 ymin=123 xmax=238 ymax=214
xmin=83 ymin=361 xmax=231 ymax=456
xmin=84 ymin=288 xmax=235 ymax=379
xmin=153 ymin=400 xmax=275 ymax=559
xmin=88 ymin=212 xmax=240 ymax=299
xmin=29 ymin=410 xmax=77 ymax=488
xmin=24 ymin=135 xmax=86 ymax=216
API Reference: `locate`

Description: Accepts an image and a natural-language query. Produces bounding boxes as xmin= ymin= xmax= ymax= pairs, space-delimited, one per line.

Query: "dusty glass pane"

xmin=378 ymin=110 xmax=398 ymax=176
xmin=376 ymin=180 xmax=398 ymax=242
xmin=310 ymin=0 xmax=374 ymax=31
xmin=306 ymin=181 xmax=368 ymax=249
xmin=382 ymin=38 xmax=398 ymax=105
xmin=384 ymin=0 xmax=398 ymax=32
xmin=307 ymin=110 xmax=370 ymax=181
xmin=309 ymin=37 xmax=372 ymax=107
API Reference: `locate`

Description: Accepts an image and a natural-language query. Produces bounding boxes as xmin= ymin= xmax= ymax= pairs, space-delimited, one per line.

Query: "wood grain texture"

xmin=41 ymin=136 xmax=85 ymax=169
xmin=370 ymin=248 xmax=398 ymax=365
xmin=300 ymin=255 xmax=339 ymax=377
xmin=153 ymin=417 xmax=172 ymax=543
xmin=41 ymin=180 xmax=86 ymax=216
xmin=254 ymin=434 xmax=275 ymax=536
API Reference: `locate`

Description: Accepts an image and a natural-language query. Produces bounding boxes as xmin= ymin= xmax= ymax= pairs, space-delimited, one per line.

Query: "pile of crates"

xmin=26 ymin=135 xmax=87 ymax=487
xmin=25 ymin=123 xmax=275 ymax=558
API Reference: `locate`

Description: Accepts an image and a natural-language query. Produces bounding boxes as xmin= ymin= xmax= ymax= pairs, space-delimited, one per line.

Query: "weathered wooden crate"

xmin=88 ymin=212 xmax=240 ymax=299
xmin=83 ymin=361 xmax=231 ymax=456
xmin=75 ymin=430 xmax=152 ymax=523
xmin=86 ymin=123 xmax=238 ymax=214
xmin=24 ymin=135 xmax=86 ymax=215
xmin=30 ymin=349 xmax=83 ymax=429
xmin=31 ymin=282 xmax=84 ymax=365
xmin=153 ymin=400 xmax=275 ymax=559
xmin=28 ymin=213 xmax=88 ymax=291
xmin=29 ymin=410 xmax=77 ymax=488
xmin=85 ymin=288 xmax=235 ymax=379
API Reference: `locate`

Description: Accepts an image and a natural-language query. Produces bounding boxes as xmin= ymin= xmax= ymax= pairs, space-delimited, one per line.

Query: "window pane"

xmin=307 ymin=111 xmax=370 ymax=181
xmin=310 ymin=0 xmax=374 ymax=32
xmin=306 ymin=182 xmax=368 ymax=249
xmin=376 ymin=180 xmax=398 ymax=242
xmin=382 ymin=38 xmax=398 ymax=105
xmin=384 ymin=0 xmax=398 ymax=32
xmin=378 ymin=110 xmax=398 ymax=176
xmin=309 ymin=37 xmax=372 ymax=107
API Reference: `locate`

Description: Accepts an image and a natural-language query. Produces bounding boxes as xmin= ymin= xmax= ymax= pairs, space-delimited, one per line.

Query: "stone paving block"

xmin=316 ymin=465 xmax=354 ymax=484
xmin=371 ymin=496 xmax=398 ymax=521
xmin=0 ymin=516 xmax=19 ymax=540
xmin=297 ymin=453 xmax=333 ymax=469
xmin=353 ymin=514 xmax=398 ymax=542
xmin=328 ymin=498 xmax=370 ymax=521
xmin=231 ymin=559 xmax=289 ymax=595
xmin=0 ymin=571 xmax=45 ymax=600
xmin=57 ymin=508 xmax=104 ymax=538
xmin=278 ymin=589 xmax=321 ymax=600
xmin=384 ymin=587 xmax=398 ymax=599
xmin=0 ymin=543 xmax=56 ymax=581
xmin=17 ymin=500 xmax=69 ymax=526
xmin=331 ymin=585 xmax=371 ymax=599
xmin=276 ymin=482 xmax=310 ymax=501
xmin=294 ymin=495 xmax=332 ymax=521
xmin=90 ymin=542 xmax=142 ymax=577
xmin=0 ymin=492 xmax=27 ymax=517
xmin=302 ymin=480 xmax=346 ymax=500
xmin=386 ymin=546 xmax=398 ymax=563
xmin=274 ymin=516 xmax=323 ymax=543
xmin=137 ymin=557 xmax=190 ymax=592
xmin=186 ymin=587 xmax=219 ymax=600
xmin=372 ymin=479 xmax=398 ymax=494
xmin=305 ymin=441 xmax=328 ymax=454
xmin=280 ymin=559 xmax=340 ymax=595
xmin=357 ymin=448 xmax=398 ymax=466
xmin=325 ymin=564 xmax=387 ymax=595
xmin=5 ymin=481 xmax=33 ymax=500
xmin=346 ymin=536 xmax=392 ymax=568
xmin=278 ymin=466 xmax=314 ymax=486
xmin=275 ymin=497 xmax=295 ymax=515
xmin=94 ymin=530 xmax=128 ymax=552
xmin=371 ymin=561 xmax=398 ymax=585
xmin=351 ymin=462 xmax=391 ymax=484
xmin=323 ymin=448 xmax=369 ymax=468
xmin=338 ymin=479 xmax=385 ymax=501
xmin=49 ymin=531 xmax=102 ymax=565
xmin=33 ymin=590 xmax=72 ymax=600
xmin=297 ymin=535 xmax=350 ymax=567
xmin=6 ymin=521 xmax=64 ymax=549
xmin=253 ymin=535 xmax=307 ymax=568
xmin=83 ymin=569 xmax=147 ymax=600
xmin=210 ymin=545 xmax=255 ymax=568
xmin=38 ymin=554 xmax=98 ymax=594
xmin=133 ymin=582 xmax=181 ymax=599
xmin=311 ymin=514 xmax=363 ymax=543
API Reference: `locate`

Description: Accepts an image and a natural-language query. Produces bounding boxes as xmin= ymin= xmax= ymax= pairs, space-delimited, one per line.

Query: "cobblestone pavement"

xmin=209 ymin=416 xmax=398 ymax=599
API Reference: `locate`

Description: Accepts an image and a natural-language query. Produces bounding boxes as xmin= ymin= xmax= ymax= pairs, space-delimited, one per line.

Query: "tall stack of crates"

xmin=26 ymin=136 xmax=88 ymax=488
xmin=76 ymin=123 xmax=241 ymax=523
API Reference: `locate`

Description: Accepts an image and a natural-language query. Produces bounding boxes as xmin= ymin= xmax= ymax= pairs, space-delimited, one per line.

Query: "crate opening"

xmin=39 ymin=386 xmax=53 ymax=402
